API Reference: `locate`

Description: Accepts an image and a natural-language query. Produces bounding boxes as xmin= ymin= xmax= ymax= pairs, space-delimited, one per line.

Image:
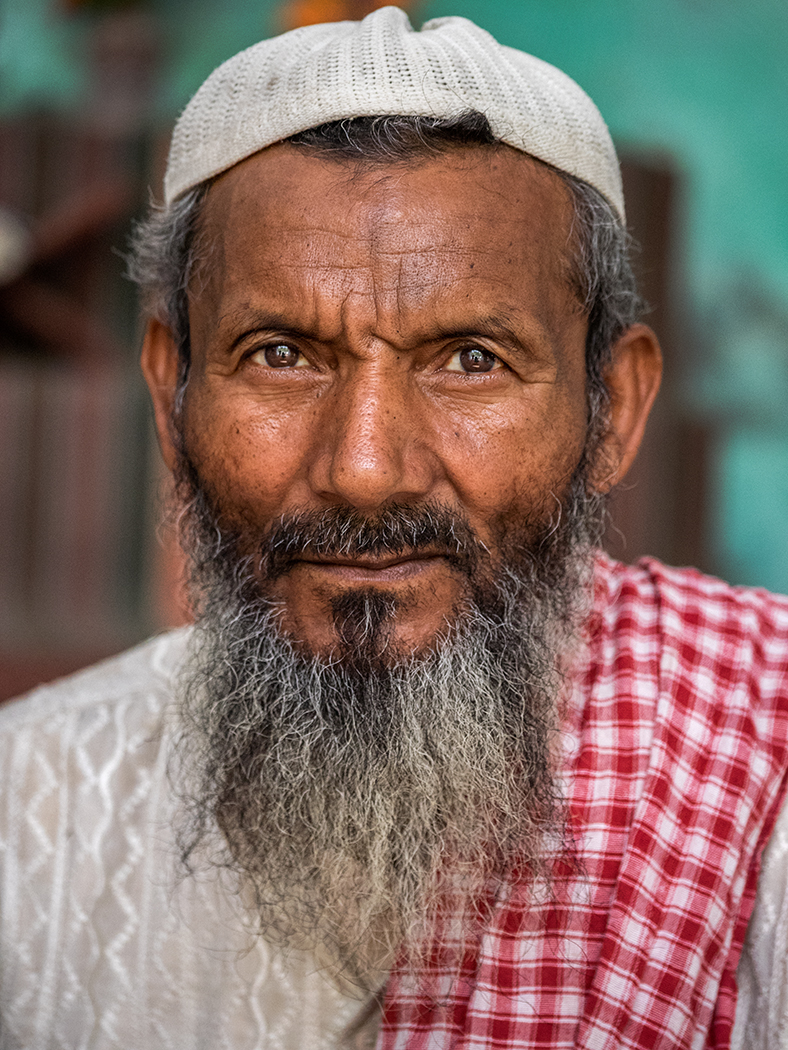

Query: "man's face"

xmin=177 ymin=143 xmax=590 ymax=659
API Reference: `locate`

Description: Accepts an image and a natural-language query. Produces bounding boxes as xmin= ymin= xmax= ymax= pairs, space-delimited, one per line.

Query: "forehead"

xmin=192 ymin=142 xmax=579 ymax=343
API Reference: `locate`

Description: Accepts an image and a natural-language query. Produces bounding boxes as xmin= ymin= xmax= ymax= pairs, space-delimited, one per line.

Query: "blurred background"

xmin=0 ymin=0 xmax=786 ymax=700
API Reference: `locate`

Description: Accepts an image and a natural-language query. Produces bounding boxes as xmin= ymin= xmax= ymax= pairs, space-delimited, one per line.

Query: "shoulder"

xmin=587 ymin=552 xmax=788 ymax=771
xmin=0 ymin=629 xmax=193 ymax=793
xmin=0 ymin=628 xmax=192 ymax=731
xmin=593 ymin=551 xmax=788 ymax=672
xmin=595 ymin=550 xmax=788 ymax=619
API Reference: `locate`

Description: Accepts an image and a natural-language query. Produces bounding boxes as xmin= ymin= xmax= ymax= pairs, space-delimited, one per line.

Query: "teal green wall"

xmin=0 ymin=0 xmax=86 ymax=109
xmin=2 ymin=0 xmax=787 ymax=592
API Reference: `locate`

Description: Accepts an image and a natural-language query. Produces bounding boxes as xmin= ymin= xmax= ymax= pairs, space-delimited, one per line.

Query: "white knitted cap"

xmin=164 ymin=6 xmax=624 ymax=221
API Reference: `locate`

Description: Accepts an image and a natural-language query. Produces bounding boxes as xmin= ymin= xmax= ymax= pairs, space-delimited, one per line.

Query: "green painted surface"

xmin=716 ymin=430 xmax=788 ymax=595
xmin=0 ymin=0 xmax=86 ymax=109
xmin=2 ymin=0 xmax=787 ymax=591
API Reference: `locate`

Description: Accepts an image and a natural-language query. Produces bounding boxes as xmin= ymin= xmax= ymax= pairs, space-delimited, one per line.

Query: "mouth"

xmin=294 ymin=552 xmax=446 ymax=583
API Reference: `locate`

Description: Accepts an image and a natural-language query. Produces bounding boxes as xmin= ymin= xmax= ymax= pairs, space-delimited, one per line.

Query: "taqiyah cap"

xmin=164 ymin=6 xmax=624 ymax=221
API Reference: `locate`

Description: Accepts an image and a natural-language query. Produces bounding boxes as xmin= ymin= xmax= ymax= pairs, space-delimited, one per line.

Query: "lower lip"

xmin=295 ymin=557 xmax=443 ymax=583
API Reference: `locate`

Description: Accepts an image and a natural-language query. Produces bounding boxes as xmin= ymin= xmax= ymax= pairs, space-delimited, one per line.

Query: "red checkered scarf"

xmin=378 ymin=555 xmax=788 ymax=1050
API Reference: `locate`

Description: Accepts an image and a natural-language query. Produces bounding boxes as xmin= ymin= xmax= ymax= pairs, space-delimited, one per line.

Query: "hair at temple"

xmin=128 ymin=111 xmax=643 ymax=441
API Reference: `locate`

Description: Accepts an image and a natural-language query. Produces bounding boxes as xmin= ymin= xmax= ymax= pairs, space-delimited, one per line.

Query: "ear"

xmin=594 ymin=323 xmax=662 ymax=493
xmin=140 ymin=318 xmax=182 ymax=473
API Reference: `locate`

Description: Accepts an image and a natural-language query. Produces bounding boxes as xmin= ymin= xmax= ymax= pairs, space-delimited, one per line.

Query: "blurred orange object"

xmin=280 ymin=0 xmax=419 ymax=31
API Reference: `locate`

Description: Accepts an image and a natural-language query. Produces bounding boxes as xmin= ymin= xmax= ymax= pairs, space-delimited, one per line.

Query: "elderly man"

xmin=1 ymin=8 xmax=788 ymax=1049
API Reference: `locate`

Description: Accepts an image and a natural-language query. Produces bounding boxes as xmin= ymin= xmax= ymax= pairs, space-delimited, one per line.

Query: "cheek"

xmin=438 ymin=395 xmax=589 ymax=527
xmin=180 ymin=387 xmax=315 ymax=523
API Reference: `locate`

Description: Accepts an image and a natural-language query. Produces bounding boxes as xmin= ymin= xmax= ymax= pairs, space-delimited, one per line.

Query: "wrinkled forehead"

xmin=192 ymin=142 xmax=581 ymax=312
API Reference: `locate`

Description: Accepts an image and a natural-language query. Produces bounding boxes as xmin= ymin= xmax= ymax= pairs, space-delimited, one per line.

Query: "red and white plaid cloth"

xmin=378 ymin=554 xmax=788 ymax=1050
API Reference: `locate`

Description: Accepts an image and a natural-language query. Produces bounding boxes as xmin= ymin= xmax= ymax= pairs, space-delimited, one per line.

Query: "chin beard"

xmin=170 ymin=455 xmax=605 ymax=994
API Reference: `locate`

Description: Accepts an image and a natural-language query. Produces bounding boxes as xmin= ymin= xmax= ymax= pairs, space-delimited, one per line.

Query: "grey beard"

xmin=171 ymin=465 xmax=604 ymax=992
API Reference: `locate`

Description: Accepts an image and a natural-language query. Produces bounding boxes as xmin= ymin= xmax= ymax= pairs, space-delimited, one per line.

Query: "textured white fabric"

xmin=733 ymin=783 xmax=788 ymax=1050
xmin=164 ymin=6 xmax=624 ymax=220
xmin=0 ymin=632 xmax=380 ymax=1050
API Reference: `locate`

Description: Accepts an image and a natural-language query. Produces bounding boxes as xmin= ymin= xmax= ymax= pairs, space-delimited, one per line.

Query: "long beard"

xmin=171 ymin=460 xmax=604 ymax=993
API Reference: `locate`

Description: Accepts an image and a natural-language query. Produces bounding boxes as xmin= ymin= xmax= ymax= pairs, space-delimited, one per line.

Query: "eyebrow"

xmin=415 ymin=313 xmax=554 ymax=361
xmin=223 ymin=309 xmax=552 ymax=360
xmin=224 ymin=313 xmax=319 ymax=352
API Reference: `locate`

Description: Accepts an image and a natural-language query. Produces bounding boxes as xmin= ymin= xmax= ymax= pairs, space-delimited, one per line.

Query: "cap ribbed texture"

xmin=164 ymin=6 xmax=624 ymax=220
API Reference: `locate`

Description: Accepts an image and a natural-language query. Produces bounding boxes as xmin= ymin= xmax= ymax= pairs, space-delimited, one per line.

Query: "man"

xmin=1 ymin=8 xmax=787 ymax=1049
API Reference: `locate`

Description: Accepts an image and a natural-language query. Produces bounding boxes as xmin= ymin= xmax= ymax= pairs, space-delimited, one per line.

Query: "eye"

xmin=252 ymin=342 xmax=305 ymax=369
xmin=445 ymin=344 xmax=503 ymax=374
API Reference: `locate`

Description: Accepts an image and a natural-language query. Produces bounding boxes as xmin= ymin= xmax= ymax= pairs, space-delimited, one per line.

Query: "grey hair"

xmin=560 ymin=175 xmax=643 ymax=449
xmin=128 ymin=113 xmax=642 ymax=428
xmin=130 ymin=184 xmax=210 ymax=411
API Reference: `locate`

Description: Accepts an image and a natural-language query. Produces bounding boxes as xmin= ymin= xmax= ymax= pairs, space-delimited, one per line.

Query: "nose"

xmin=309 ymin=362 xmax=436 ymax=512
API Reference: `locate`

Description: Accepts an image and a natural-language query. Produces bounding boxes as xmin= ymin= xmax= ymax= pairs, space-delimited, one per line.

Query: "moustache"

xmin=254 ymin=503 xmax=487 ymax=582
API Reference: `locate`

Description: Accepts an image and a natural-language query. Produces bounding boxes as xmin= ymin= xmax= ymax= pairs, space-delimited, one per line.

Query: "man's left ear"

xmin=593 ymin=323 xmax=662 ymax=493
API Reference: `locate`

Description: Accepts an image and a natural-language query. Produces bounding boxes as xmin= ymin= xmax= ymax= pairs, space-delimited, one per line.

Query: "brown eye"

xmin=457 ymin=345 xmax=499 ymax=373
xmin=263 ymin=343 xmax=301 ymax=368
